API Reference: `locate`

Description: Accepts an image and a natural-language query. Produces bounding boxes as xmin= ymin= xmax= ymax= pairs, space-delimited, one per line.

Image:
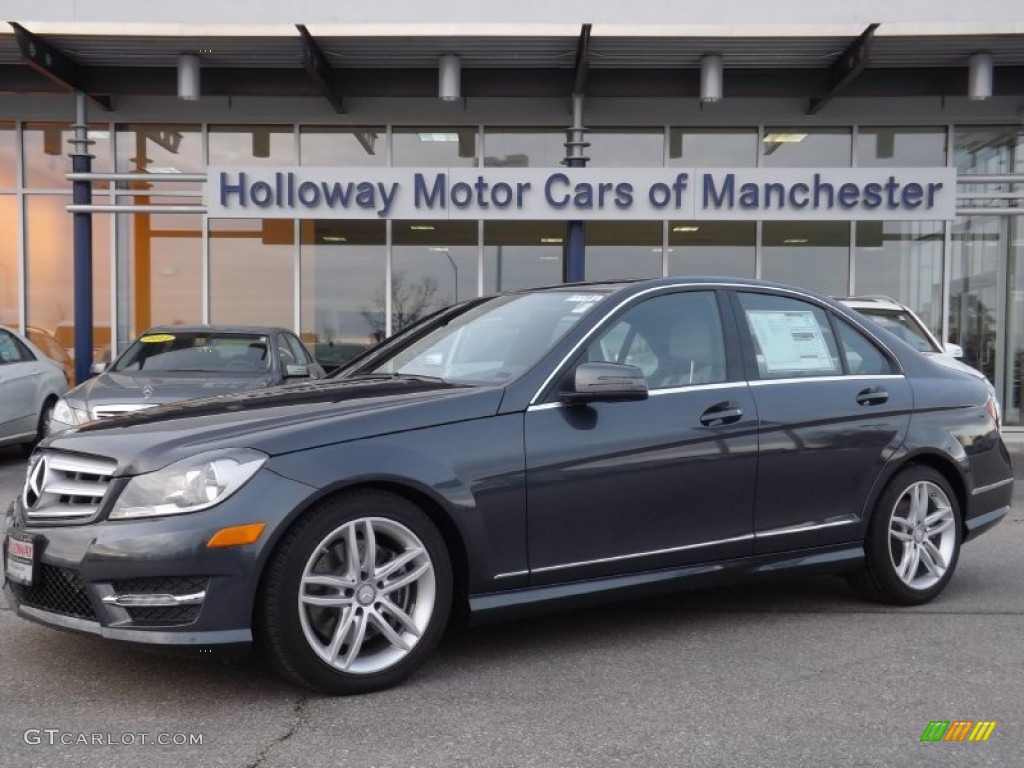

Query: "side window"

xmin=283 ymin=334 xmax=313 ymax=365
xmin=0 ymin=330 xmax=32 ymax=364
xmin=585 ymin=291 xmax=726 ymax=389
xmin=737 ymin=292 xmax=841 ymax=379
xmin=836 ymin=319 xmax=893 ymax=375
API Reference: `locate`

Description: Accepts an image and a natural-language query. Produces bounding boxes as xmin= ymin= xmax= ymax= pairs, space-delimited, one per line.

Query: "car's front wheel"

xmin=849 ymin=465 xmax=961 ymax=605
xmin=260 ymin=490 xmax=452 ymax=694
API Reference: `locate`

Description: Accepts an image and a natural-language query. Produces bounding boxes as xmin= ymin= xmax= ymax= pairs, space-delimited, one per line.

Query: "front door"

xmin=525 ymin=289 xmax=758 ymax=585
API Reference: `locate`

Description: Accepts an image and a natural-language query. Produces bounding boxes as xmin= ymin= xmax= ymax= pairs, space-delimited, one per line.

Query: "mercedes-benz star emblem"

xmin=24 ymin=458 xmax=46 ymax=508
xmin=142 ymin=384 xmax=154 ymax=400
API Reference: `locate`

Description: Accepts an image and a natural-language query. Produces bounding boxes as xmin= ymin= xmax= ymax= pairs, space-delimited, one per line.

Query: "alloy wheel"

xmin=297 ymin=516 xmax=436 ymax=675
xmin=888 ymin=480 xmax=956 ymax=591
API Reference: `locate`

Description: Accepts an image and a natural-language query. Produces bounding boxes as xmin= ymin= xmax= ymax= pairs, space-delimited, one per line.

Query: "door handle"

xmin=699 ymin=400 xmax=743 ymax=427
xmin=856 ymin=387 xmax=889 ymax=406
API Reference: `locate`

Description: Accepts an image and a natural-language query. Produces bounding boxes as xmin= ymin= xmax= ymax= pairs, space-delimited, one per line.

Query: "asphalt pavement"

xmin=1 ymin=441 xmax=1022 ymax=768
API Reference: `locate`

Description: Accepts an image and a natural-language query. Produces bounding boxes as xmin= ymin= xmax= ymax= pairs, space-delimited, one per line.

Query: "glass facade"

xmin=2 ymin=121 xmax=1023 ymax=423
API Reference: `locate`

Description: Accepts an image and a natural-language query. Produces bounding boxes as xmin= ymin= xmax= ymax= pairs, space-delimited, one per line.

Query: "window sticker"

xmin=139 ymin=333 xmax=176 ymax=343
xmin=565 ymin=294 xmax=604 ymax=314
xmin=747 ymin=310 xmax=836 ymax=373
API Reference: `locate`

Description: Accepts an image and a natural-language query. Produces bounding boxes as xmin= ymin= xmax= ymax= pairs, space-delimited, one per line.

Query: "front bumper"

xmin=3 ymin=468 xmax=315 ymax=651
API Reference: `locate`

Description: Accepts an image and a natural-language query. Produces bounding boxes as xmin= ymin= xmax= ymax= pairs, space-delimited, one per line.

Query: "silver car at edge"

xmin=0 ymin=325 xmax=69 ymax=453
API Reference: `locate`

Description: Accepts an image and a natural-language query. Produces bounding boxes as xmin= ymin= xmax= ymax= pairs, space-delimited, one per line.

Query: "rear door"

xmin=0 ymin=329 xmax=42 ymax=438
xmin=730 ymin=290 xmax=912 ymax=553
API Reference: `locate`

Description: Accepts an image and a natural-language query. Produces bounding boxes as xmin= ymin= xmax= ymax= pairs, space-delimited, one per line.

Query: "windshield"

xmin=856 ymin=310 xmax=938 ymax=354
xmin=358 ymin=291 xmax=608 ymax=383
xmin=113 ymin=332 xmax=273 ymax=373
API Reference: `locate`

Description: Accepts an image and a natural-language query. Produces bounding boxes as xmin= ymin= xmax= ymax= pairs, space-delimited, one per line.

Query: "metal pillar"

xmin=563 ymin=93 xmax=589 ymax=283
xmin=70 ymin=92 xmax=94 ymax=383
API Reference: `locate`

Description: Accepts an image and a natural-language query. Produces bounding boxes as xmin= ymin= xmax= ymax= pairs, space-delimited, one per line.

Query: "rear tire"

xmin=848 ymin=465 xmax=961 ymax=605
xmin=260 ymin=490 xmax=452 ymax=695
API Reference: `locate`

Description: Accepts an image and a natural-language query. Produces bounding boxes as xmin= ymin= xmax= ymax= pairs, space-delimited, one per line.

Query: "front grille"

xmin=124 ymin=604 xmax=201 ymax=626
xmin=8 ymin=564 xmax=96 ymax=619
xmin=91 ymin=404 xmax=157 ymax=420
xmin=22 ymin=451 xmax=117 ymax=525
xmin=111 ymin=576 xmax=208 ymax=595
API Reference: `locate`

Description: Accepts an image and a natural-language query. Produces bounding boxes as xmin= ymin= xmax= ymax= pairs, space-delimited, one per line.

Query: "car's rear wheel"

xmin=260 ymin=490 xmax=452 ymax=694
xmin=849 ymin=465 xmax=961 ymax=605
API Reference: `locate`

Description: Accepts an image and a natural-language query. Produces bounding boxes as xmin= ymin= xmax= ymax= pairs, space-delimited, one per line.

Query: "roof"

xmin=141 ymin=325 xmax=290 ymax=336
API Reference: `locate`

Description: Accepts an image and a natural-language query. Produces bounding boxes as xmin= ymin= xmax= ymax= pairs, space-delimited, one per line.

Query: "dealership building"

xmin=1 ymin=2 xmax=1023 ymax=418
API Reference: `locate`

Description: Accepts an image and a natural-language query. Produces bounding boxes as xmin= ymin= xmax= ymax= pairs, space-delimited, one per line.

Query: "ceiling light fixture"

xmin=177 ymin=54 xmax=201 ymax=101
xmin=783 ymin=238 xmax=810 ymax=244
xmin=409 ymin=225 xmax=436 ymax=231
xmin=417 ymin=133 xmax=459 ymax=142
xmin=763 ymin=133 xmax=808 ymax=143
xmin=968 ymin=52 xmax=994 ymax=101
xmin=672 ymin=225 xmax=701 ymax=233
xmin=439 ymin=54 xmax=461 ymax=102
xmin=322 ymin=236 xmax=347 ymax=243
xmin=540 ymin=237 xmax=563 ymax=244
xmin=700 ymin=54 xmax=723 ymax=103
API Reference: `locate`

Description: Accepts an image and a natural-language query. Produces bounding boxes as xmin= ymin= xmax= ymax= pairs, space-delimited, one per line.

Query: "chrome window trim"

xmin=529 ymin=281 xmax=904 ymax=406
xmin=748 ymin=374 xmax=905 ymax=387
xmin=526 ymin=380 xmax=745 ymax=412
xmin=971 ymin=477 xmax=1014 ymax=496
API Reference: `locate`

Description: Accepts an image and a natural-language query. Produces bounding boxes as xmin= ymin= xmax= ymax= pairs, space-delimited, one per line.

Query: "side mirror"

xmin=285 ymin=363 xmax=311 ymax=379
xmin=90 ymin=361 xmax=109 ymax=375
xmin=944 ymin=342 xmax=964 ymax=359
xmin=561 ymin=362 xmax=649 ymax=405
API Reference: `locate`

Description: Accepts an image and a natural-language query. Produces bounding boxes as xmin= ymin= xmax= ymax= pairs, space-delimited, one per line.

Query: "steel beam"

xmin=296 ymin=24 xmax=344 ymax=113
xmin=7 ymin=22 xmax=111 ymax=110
xmin=807 ymin=23 xmax=880 ymax=114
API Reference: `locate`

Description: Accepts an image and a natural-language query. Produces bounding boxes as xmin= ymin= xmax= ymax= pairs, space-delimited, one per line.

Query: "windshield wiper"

xmin=346 ymin=373 xmax=447 ymax=383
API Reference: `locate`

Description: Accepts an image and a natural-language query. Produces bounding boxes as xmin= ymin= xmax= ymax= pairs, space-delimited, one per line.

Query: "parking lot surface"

xmin=1 ymin=442 xmax=1023 ymax=768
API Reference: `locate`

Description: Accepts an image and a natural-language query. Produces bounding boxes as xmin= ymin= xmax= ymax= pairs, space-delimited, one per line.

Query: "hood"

xmin=43 ymin=376 xmax=503 ymax=476
xmin=68 ymin=370 xmax=277 ymax=410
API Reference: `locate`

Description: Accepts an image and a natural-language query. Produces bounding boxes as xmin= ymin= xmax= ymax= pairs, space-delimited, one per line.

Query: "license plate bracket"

xmin=5 ymin=533 xmax=37 ymax=587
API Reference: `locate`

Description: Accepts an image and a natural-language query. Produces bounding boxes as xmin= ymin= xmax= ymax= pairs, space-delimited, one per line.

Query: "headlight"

xmin=109 ymin=449 xmax=268 ymax=520
xmin=51 ymin=397 xmax=78 ymax=426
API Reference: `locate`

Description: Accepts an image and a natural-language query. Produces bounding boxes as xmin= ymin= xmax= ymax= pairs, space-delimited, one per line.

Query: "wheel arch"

xmin=252 ymin=477 xmax=472 ymax=627
xmin=870 ymin=450 xmax=969 ymax=536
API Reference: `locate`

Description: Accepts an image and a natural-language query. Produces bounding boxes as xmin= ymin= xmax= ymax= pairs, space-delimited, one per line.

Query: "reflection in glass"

xmin=483 ymin=129 xmax=564 ymax=167
xmin=26 ymin=195 xmax=111 ymax=360
xmin=1002 ymin=216 xmax=1024 ymax=425
xmin=210 ymin=219 xmax=294 ymax=328
xmin=854 ymin=221 xmax=943 ymax=334
xmin=484 ymin=221 xmax=563 ymax=292
xmin=0 ymin=123 xmax=15 ymax=188
xmin=761 ymin=128 xmax=851 ymax=168
xmin=954 ymin=126 xmax=1024 ymax=174
xmin=208 ymin=125 xmax=295 ymax=165
xmin=392 ymin=128 xmax=478 ymax=167
xmin=856 ymin=127 xmax=946 ymax=167
xmin=391 ymin=221 xmax=477 ymax=336
xmin=0 ymin=196 xmax=17 ymax=325
xmin=667 ymin=221 xmax=755 ymax=277
xmin=762 ymin=221 xmax=850 ymax=296
xmin=588 ymin=130 xmax=664 ymax=167
xmin=116 ymin=124 xmax=203 ymax=179
xmin=950 ymin=217 xmax=1003 ymax=389
xmin=300 ymin=126 xmax=386 ymax=166
xmin=300 ymin=220 xmax=385 ymax=364
xmin=24 ymin=123 xmax=112 ymax=188
xmin=123 ymin=201 xmax=204 ymax=336
xmin=585 ymin=221 xmax=662 ymax=280
xmin=667 ymin=128 xmax=757 ymax=167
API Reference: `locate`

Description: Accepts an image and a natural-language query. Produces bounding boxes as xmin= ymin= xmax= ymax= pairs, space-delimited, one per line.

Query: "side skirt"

xmin=468 ymin=544 xmax=864 ymax=624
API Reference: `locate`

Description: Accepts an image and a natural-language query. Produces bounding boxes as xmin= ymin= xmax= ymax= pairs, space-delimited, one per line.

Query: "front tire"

xmin=849 ymin=465 xmax=962 ymax=605
xmin=260 ymin=490 xmax=452 ymax=694
xmin=21 ymin=399 xmax=55 ymax=457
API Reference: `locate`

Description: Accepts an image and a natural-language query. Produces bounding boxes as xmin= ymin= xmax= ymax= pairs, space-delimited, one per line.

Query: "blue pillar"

xmin=70 ymin=93 xmax=94 ymax=384
xmin=563 ymin=94 xmax=588 ymax=283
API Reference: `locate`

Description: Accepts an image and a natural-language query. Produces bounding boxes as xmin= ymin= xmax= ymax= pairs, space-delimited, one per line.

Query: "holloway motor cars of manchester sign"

xmin=206 ymin=166 xmax=957 ymax=221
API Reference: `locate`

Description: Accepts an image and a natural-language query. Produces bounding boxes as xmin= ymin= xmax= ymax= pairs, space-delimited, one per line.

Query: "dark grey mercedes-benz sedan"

xmin=3 ymin=278 xmax=1012 ymax=695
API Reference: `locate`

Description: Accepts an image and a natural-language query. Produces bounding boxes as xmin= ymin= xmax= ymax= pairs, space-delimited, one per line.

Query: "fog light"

xmin=207 ymin=523 xmax=267 ymax=548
